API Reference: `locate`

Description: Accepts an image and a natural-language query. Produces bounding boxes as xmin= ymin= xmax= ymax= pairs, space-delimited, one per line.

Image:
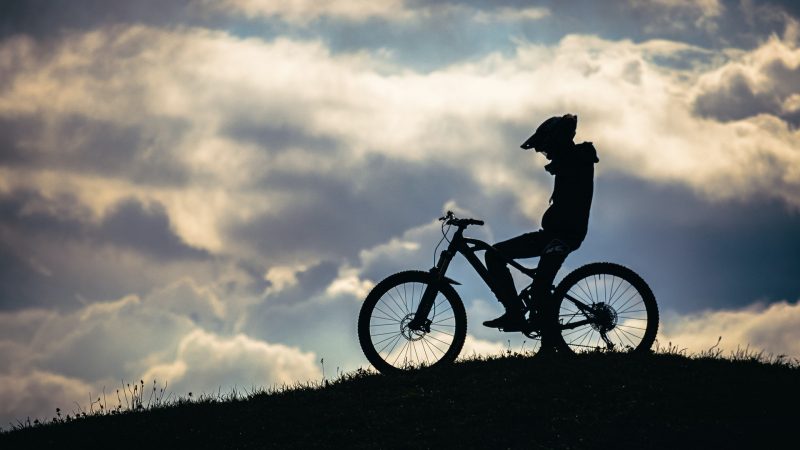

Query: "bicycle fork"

xmin=407 ymin=247 xmax=457 ymax=332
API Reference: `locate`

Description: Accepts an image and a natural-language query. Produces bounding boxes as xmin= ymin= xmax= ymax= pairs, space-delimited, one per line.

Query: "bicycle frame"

xmin=408 ymin=222 xmax=598 ymax=334
xmin=408 ymin=224 xmax=538 ymax=331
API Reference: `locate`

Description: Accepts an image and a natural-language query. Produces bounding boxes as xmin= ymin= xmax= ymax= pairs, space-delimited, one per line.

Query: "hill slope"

xmin=1 ymin=352 xmax=797 ymax=449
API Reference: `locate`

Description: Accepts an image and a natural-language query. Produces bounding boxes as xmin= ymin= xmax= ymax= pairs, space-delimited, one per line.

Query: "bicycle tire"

xmin=358 ymin=270 xmax=467 ymax=374
xmin=550 ymin=262 xmax=658 ymax=354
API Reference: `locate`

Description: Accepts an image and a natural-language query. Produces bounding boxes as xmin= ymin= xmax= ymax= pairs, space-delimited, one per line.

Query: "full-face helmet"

xmin=521 ymin=114 xmax=577 ymax=152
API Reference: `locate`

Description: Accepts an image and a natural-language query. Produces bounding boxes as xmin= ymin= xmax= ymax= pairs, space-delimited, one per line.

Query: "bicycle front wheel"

xmin=551 ymin=262 xmax=659 ymax=354
xmin=358 ymin=270 xmax=467 ymax=374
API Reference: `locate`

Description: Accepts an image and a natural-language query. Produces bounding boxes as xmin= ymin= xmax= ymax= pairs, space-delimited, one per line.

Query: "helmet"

xmin=520 ymin=114 xmax=577 ymax=151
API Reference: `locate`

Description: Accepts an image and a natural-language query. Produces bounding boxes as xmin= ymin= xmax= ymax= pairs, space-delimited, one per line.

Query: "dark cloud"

xmin=2 ymin=0 xmax=796 ymax=75
xmin=576 ymin=174 xmax=800 ymax=313
xmin=231 ymin=155 xmax=488 ymax=263
xmin=0 ymin=0 xmax=198 ymax=39
xmin=693 ymin=72 xmax=777 ymax=121
xmin=263 ymin=261 xmax=340 ymax=307
xmin=0 ymin=192 xmax=209 ymax=310
xmin=0 ymin=115 xmax=190 ymax=186
xmin=99 ymin=199 xmax=208 ymax=259
xmin=694 ymin=58 xmax=800 ymax=126
xmin=223 ymin=120 xmax=340 ymax=154
xmin=0 ymin=192 xmax=204 ymax=259
xmin=244 ymin=289 xmax=362 ymax=369
xmin=324 ymin=0 xmax=797 ymax=70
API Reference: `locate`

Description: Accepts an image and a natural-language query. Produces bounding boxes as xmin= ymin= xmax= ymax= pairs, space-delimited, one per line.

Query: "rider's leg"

xmin=485 ymin=231 xmax=550 ymax=310
xmin=531 ymin=239 xmax=572 ymax=350
xmin=483 ymin=232 xmax=550 ymax=329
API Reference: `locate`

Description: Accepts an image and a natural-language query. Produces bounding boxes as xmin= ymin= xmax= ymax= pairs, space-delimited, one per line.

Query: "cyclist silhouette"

xmin=483 ymin=114 xmax=599 ymax=333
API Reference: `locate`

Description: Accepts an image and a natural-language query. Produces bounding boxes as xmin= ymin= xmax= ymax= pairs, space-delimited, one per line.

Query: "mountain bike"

xmin=358 ymin=211 xmax=659 ymax=374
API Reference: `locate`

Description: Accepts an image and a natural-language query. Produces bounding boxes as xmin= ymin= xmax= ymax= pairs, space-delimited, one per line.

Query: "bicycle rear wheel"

xmin=358 ymin=270 xmax=467 ymax=374
xmin=551 ymin=262 xmax=658 ymax=354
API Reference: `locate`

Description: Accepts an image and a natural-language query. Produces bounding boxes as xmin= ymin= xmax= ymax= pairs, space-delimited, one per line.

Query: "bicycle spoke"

xmin=616 ymin=326 xmax=642 ymax=345
xmin=613 ymin=290 xmax=641 ymax=314
xmin=567 ymin=328 xmax=592 ymax=346
xmin=617 ymin=315 xmax=647 ymax=321
xmin=407 ymin=283 xmax=413 ymax=314
xmin=420 ymin=337 xmax=432 ymax=363
xmin=426 ymin=333 xmax=453 ymax=347
xmin=560 ymin=308 xmax=586 ymax=323
xmin=617 ymin=308 xmax=646 ymax=314
xmin=593 ymin=275 xmax=600 ymax=307
xmin=375 ymin=303 xmax=402 ymax=322
xmin=370 ymin=330 xmax=400 ymax=337
xmin=593 ymin=332 xmax=604 ymax=350
xmin=615 ymin=328 xmax=639 ymax=348
xmin=617 ymin=301 xmax=646 ymax=315
xmin=371 ymin=314 xmax=397 ymax=322
xmin=386 ymin=291 xmax=408 ymax=318
xmin=374 ymin=332 xmax=402 ymax=348
xmin=608 ymin=274 xmax=616 ymax=304
xmin=576 ymin=279 xmax=594 ymax=303
xmin=411 ymin=340 xmax=422 ymax=366
xmin=392 ymin=339 xmax=411 ymax=366
xmin=567 ymin=288 xmax=592 ymax=305
xmin=433 ymin=304 xmax=453 ymax=318
xmin=617 ymin=323 xmax=647 ymax=331
xmin=607 ymin=277 xmax=626 ymax=305
xmin=579 ymin=328 xmax=595 ymax=348
xmin=617 ymin=325 xmax=643 ymax=339
xmin=608 ymin=282 xmax=633 ymax=308
xmin=421 ymin=336 xmax=447 ymax=355
xmin=378 ymin=333 xmax=403 ymax=354
xmin=562 ymin=326 xmax=589 ymax=337
xmin=394 ymin=285 xmax=410 ymax=315
xmin=429 ymin=327 xmax=454 ymax=337
xmin=404 ymin=341 xmax=414 ymax=367
xmin=374 ymin=302 xmax=400 ymax=320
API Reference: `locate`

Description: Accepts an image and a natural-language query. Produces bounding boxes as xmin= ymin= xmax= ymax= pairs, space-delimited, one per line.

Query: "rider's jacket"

xmin=540 ymin=142 xmax=599 ymax=246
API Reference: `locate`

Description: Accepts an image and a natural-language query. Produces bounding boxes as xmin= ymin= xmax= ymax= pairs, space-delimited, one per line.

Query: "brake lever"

xmin=438 ymin=210 xmax=455 ymax=221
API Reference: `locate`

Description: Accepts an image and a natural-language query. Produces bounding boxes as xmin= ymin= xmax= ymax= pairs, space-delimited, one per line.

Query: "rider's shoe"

xmin=482 ymin=311 xmax=527 ymax=331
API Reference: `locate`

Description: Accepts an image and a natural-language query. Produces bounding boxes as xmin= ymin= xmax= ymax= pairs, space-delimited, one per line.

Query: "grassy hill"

xmin=1 ymin=350 xmax=797 ymax=449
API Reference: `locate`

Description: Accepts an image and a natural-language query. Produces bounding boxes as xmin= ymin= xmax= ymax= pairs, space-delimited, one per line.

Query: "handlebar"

xmin=438 ymin=211 xmax=484 ymax=228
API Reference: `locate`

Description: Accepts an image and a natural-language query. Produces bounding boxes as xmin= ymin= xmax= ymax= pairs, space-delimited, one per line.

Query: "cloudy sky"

xmin=1 ymin=0 xmax=799 ymax=424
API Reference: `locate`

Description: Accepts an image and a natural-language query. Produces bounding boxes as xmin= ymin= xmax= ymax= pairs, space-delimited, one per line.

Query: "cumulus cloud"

xmin=0 ymin=371 xmax=94 ymax=423
xmin=658 ymin=300 xmax=800 ymax=358
xmin=206 ymin=0 xmax=415 ymax=24
xmin=693 ymin=33 xmax=800 ymax=125
xmin=472 ymin=6 xmax=550 ymax=23
xmin=459 ymin=334 xmax=507 ymax=358
xmin=140 ymin=329 xmax=321 ymax=392
xmin=0 ymin=282 xmax=320 ymax=424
